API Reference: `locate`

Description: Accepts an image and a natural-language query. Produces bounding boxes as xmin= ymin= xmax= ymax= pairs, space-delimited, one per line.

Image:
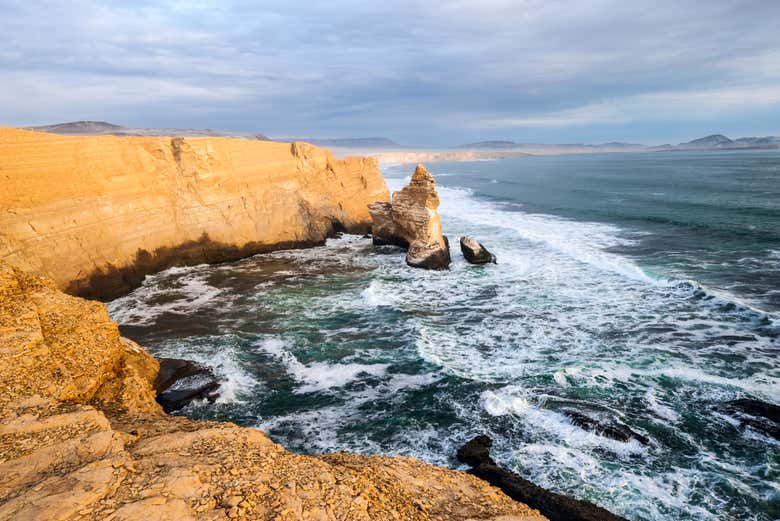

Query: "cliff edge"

xmin=0 ymin=128 xmax=389 ymax=299
xmin=0 ymin=261 xmax=546 ymax=521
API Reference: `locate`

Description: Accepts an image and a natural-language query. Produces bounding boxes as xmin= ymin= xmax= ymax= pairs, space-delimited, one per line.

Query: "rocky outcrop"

xmin=368 ymin=164 xmax=451 ymax=269
xmin=0 ymin=261 xmax=545 ymax=520
xmin=457 ymin=436 xmax=626 ymax=521
xmin=561 ymin=410 xmax=649 ymax=445
xmin=460 ymin=236 xmax=497 ymax=264
xmin=154 ymin=358 xmax=221 ymax=413
xmin=0 ymin=261 xmax=162 ymax=415
xmin=721 ymin=398 xmax=780 ymax=440
xmin=0 ymin=128 xmax=389 ymax=300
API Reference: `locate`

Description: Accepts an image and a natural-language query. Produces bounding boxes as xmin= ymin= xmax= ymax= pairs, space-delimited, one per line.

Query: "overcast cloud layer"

xmin=2 ymin=0 xmax=779 ymax=145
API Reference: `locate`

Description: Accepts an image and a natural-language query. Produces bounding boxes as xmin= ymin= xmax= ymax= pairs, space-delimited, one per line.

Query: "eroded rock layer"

xmin=0 ymin=128 xmax=389 ymax=299
xmin=0 ymin=262 xmax=546 ymax=520
xmin=368 ymin=164 xmax=450 ymax=269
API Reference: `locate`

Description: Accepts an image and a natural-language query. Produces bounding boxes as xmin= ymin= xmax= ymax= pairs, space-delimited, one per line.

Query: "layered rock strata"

xmin=0 ymin=128 xmax=389 ymax=299
xmin=0 ymin=261 xmax=546 ymax=520
xmin=368 ymin=164 xmax=451 ymax=269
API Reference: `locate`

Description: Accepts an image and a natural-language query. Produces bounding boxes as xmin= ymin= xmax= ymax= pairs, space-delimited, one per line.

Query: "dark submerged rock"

xmin=457 ymin=435 xmax=628 ymax=521
xmin=155 ymin=358 xmax=201 ymax=390
xmin=722 ymin=397 xmax=780 ymax=440
xmin=155 ymin=358 xmax=221 ymax=412
xmin=563 ymin=410 xmax=650 ymax=445
xmin=459 ymin=236 xmax=496 ymax=264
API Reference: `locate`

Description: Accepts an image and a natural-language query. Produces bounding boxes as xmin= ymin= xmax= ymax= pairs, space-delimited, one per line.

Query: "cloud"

xmin=476 ymin=85 xmax=780 ymax=128
xmin=1 ymin=0 xmax=779 ymax=144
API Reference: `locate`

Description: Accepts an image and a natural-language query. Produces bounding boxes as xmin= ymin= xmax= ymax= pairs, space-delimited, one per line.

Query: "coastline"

xmin=0 ymin=128 xmax=552 ymax=520
xmin=3 ymin=128 xmax=772 ymax=519
xmin=330 ymin=144 xmax=780 ymax=164
xmin=0 ymin=128 xmax=388 ymax=299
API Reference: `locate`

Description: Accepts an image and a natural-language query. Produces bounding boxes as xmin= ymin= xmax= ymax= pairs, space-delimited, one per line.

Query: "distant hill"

xmin=733 ymin=136 xmax=780 ymax=146
xmin=24 ymin=123 xmax=779 ymax=153
xmin=26 ymin=121 xmax=269 ymax=140
xmin=678 ymin=134 xmax=733 ymax=148
xmin=286 ymin=137 xmax=402 ymax=148
xmin=596 ymin=141 xmax=644 ymax=148
xmin=457 ymin=135 xmax=779 ymax=153
xmin=29 ymin=121 xmax=125 ymax=134
xmin=677 ymin=134 xmax=779 ymax=150
xmin=457 ymin=140 xmax=519 ymax=149
xmin=456 ymin=140 xmax=647 ymax=152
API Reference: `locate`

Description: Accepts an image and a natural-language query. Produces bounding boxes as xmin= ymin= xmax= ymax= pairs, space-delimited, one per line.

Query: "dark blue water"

xmin=426 ymin=150 xmax=780 ymax=313
xmin=110 ymin=150 xmax=779 ymax=521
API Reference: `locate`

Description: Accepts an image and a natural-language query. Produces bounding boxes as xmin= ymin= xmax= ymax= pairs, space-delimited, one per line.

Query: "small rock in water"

xmin=721 ymin=397 xmax=780 ymax=440
xmin=155 ymin=358 xmax=220 ymax=412
xmin=563 ymin=410 xmax=650 ymax=445
xmin=457 ymin=435 xmax=628 ymax=521
xmin=459 ymin=236 xmax=496 ymax=264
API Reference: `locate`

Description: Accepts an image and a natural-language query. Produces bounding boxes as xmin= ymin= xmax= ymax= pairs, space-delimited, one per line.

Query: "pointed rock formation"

xmin=460 ymin=236 xmax=497 ymax=264
xmin=368 ymin=164 xmax=451 ymax=269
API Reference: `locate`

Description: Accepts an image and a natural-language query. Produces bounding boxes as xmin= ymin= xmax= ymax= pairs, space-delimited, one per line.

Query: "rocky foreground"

xmin=0 ymin=261 xmax=547 ymax=521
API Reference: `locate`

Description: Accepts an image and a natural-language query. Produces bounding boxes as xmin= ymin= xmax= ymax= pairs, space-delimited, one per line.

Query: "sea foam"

xmin=256 ymin=337 xmax=389 ymax=393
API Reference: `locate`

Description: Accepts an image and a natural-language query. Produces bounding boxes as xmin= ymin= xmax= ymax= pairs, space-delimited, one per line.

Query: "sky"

xmin=1 ymin=0 xmax=779 ymax=146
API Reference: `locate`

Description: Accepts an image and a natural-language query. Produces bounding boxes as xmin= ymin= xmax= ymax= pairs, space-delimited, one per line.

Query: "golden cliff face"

xmin=0 ymin=128 xmax=389 ymax=299
xmin=0 ymin=261 xmax=545 ymax=521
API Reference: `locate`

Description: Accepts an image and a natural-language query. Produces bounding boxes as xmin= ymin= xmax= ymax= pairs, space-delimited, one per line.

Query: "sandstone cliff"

xmin=0 ymin=128 xmax=389 ymax=299
xmin=368 ymin=164 xmax=450 ymax=269
xmin=0 ymin=261 xmax=546 ymax=521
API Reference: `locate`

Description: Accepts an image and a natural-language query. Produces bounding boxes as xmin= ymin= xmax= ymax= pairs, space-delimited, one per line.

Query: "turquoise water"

xmin=109 ymin=150 xmax=779 ymax=521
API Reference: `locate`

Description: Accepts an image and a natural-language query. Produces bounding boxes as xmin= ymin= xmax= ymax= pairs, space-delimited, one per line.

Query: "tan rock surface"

xmin=368 ymin=164 xmax=451 ymax=269
xmin=0 ymin=263 xmax=546 ymax=519
xmin=0 ymin=128 xmax=389 ymax=299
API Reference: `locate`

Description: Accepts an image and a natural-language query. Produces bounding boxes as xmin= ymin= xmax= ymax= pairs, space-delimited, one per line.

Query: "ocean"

xmin=108 ymin=150 xmax=779 ymax=521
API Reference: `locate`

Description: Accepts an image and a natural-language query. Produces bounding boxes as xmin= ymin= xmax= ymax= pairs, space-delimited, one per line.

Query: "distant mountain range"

xmin=458 ymin=135 xmax=780 ymax=152
xmin=25 ymin=121 xmax=269 ymax=140
xmin=457 ymin=140 xmax=645 ymax=151
xmin=24 ymin=122 xmax=404 ymax=148
xmin=676 ymin=134 xmax=780 ymax=149
xmin=283 ymin=137 xmax=402 ymax=148
xmin=20 ymin=122 xmax=779 ymax=154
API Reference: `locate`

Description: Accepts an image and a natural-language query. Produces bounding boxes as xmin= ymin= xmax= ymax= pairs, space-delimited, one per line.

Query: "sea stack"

xmin=460 ymin=236 xmax=497 ymax=264
xmin=368 ymin=164 xmax=451 ymax=269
